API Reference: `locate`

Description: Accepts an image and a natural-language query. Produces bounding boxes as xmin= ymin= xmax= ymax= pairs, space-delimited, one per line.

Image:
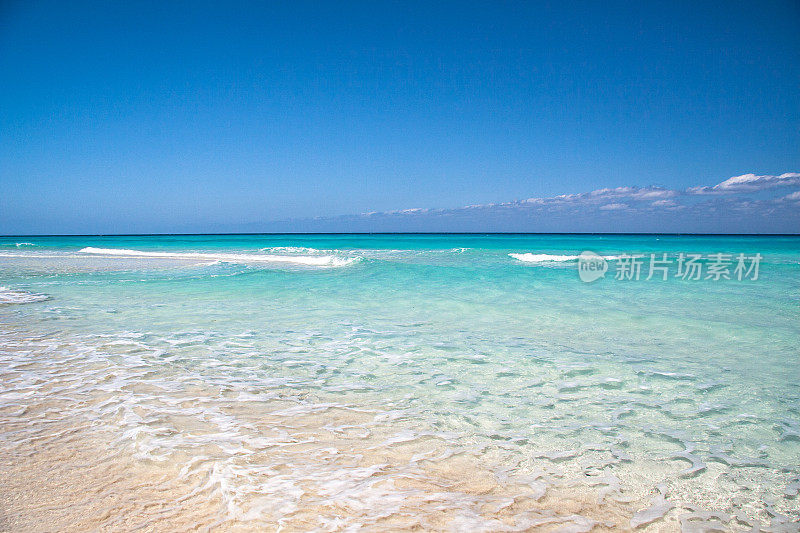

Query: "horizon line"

xmin=2 ymin=232 xmax=800 ymax=238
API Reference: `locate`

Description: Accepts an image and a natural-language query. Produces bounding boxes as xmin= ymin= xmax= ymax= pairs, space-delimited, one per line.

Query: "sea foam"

xmin=509 ymin=253 xmax=581 ymax=262
xmin=509 ymin=252 xmax=621 ymax=263
xmin=0 ymin=286 xmax=50 ymax=304
xmin=77 ymin=247 xmax=358 ymax=267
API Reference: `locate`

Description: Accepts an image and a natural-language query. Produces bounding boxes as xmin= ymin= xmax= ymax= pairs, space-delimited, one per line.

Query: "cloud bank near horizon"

xmin=259 ymin=173 xmax=800 ymax=233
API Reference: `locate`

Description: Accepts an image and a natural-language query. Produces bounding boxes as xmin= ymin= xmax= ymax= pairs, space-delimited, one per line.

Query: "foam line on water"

xmin=509 ymin=253 xmax=581 ymax=262
xmin=509 ymin=252 xmax=621 ymax=263
xmin=77 ymin=247 xmax=359 ymax=267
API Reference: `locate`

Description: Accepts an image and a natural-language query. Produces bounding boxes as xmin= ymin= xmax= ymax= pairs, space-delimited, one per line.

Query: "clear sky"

xmin=1 ymin=1 xmax=799 ymax=234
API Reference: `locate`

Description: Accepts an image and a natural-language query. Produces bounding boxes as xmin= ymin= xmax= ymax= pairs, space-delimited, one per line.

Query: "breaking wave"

xmin=509 ymin=252 xmax=621 ymax=263
xmin=509 ymin=253 xmax=581 ymax=262
xmin=0 ymin=286 xmax=50 ymax=304
xmin=77 ymin=247 xmax=359 ymax=268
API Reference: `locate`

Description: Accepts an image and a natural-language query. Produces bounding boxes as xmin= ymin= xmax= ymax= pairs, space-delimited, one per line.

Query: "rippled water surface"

xmin=1 ymin=234 xmax=798 ymax=531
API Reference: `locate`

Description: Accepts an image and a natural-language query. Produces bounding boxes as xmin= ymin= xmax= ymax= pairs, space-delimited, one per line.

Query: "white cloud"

xmin=342 ymin=171 xmax=800 ymax=230
xmin=271 ymin=171 xmax=800 ymax=233
xmin=782 ymin=191 xmax=800 ymax=201
xmin=525 ymin=186 xmax=677 ymax=207
xmin=651 ymin=199 xmax=678 ymax=207
xmin=599 ymin=203 xmax=627 ymax=210
xmin=689 ymin=172 xmax=800 ymax=194
xmin=482 ymin=173 xmax=800 ymax=218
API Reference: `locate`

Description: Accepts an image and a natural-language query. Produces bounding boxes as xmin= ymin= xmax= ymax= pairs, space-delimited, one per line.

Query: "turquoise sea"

xmin=1 ymin=234 xmax=799 ymax=531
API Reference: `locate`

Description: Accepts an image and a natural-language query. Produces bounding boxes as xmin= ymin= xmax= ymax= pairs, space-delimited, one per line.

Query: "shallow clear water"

xmin=1 ymin=234 xmax=799 ymax=531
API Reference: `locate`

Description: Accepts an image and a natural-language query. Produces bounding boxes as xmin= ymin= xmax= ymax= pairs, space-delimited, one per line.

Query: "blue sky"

xmin=1 ymin=1 xmax=798 ymax=234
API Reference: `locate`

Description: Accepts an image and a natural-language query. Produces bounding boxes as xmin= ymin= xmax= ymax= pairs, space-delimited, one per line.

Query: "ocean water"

xmin=0 ymin=234 xmax=798 ymax=531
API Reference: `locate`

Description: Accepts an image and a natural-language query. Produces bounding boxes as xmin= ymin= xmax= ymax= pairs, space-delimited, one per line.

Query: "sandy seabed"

xmin=0 ymin=323 xmax=760 ymax=532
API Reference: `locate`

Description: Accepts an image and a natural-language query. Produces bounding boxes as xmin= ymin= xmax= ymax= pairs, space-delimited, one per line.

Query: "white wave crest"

xmin=77 ymin=247 xmax=358 ymax=267
xmin=0 ymin=286 xmax=50 ymax=304
xmin=509 ymin=253 xmax=581 ymax=263
xmin=258 ymin=246 xmax=325 ymax=254
xmin=510 ymin=252 xmax=621 ymax=263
